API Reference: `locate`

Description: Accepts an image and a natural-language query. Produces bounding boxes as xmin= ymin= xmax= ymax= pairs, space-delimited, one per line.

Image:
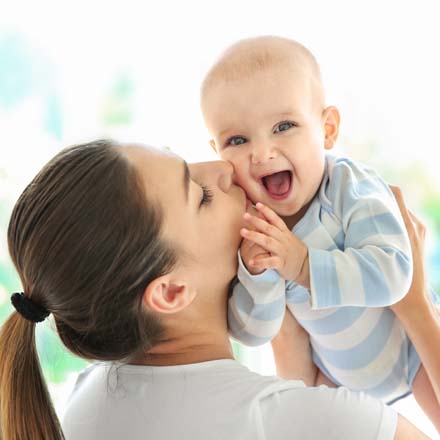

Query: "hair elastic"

xmin=10 ymin=292 xmax=50 ymax=323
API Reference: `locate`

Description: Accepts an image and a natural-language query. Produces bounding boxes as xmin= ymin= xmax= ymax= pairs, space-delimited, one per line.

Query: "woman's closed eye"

xmin=225 ymin=136 xmax=247 ymax=147
xmin=200 ymin=184 xmax=213 ymax=208
xmin=274 ymin=121 xmax=296 ymax=133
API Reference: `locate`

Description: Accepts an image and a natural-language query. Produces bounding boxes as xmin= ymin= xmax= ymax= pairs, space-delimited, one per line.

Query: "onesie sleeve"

xmin=308 ymin=158 xmax=413 ymax=309
xmin=228 ymin=251 xmax=286 ymax=346
xmin=259 ymin=383 xmax=397 ymax=440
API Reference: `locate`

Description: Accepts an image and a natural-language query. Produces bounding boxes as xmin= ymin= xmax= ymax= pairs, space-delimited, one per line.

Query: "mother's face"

xmin=125 ymin=145 xmax=247 ymax=292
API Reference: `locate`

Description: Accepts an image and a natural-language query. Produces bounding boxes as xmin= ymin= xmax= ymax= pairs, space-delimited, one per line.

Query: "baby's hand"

xmin=240 ymin=203 xmax=310 ymax=287
xmin=240 ymin=238 xmax=270 ymax=275
xmin=240 ymin=206 xmax=270 ymax=275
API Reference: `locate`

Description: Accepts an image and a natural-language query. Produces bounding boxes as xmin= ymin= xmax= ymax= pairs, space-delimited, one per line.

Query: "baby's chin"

xmin=282 ymin=200 xmax=314 ymax=227
xmin=265 ymin=197 xmax=312 ymax=225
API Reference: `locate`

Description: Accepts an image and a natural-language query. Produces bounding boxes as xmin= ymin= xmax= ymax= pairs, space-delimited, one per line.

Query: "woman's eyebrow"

xmin=181 ymin=160 xmax=190 ymax=203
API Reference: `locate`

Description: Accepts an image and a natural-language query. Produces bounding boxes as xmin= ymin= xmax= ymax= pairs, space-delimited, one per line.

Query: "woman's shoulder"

xmin=62 ymin=360 xmax=396 ymax=440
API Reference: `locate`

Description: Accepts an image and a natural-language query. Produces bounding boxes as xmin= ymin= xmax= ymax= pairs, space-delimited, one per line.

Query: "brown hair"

xmin=0 ymin=139 xmax=176 ymax=439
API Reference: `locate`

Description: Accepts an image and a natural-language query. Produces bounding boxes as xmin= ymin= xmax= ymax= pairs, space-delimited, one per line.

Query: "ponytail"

xmin=1 ymin=140 xmax=174 ymax=438
xmin=0 ymin=313 xmax=64 ymax=440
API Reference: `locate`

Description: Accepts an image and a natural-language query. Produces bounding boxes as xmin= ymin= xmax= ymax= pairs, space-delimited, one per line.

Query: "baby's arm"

xmin=308 ymin=159 xmax=413 ymax=309
xmin=228 ymin=251 xmax=286 ymax=347
xmin=241 ymin=159 xmax=413 ymax=309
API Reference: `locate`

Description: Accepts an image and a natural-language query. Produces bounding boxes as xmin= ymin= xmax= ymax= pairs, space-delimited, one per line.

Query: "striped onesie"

xmin=228 ymin=155 xmax=421 ymax=404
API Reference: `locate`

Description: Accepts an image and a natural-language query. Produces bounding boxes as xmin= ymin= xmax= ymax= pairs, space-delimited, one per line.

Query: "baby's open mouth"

xmin=261 ymin=170 xmax=292 ymax=199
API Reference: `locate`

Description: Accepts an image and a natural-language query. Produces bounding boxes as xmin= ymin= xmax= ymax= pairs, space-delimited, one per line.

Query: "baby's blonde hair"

xmin=201 ymin=35 xmax=325 ymax=110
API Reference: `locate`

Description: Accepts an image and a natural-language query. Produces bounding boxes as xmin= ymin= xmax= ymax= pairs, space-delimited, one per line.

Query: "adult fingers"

xmin=389 ymin=184 xmax=413 ymax=232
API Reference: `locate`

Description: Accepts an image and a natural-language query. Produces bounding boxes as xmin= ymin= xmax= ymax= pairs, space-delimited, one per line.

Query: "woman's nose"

xmin=190 ymin=160 xmax=234 ymax=193
xmin=214 ymin=160 xmax=234 ymax=193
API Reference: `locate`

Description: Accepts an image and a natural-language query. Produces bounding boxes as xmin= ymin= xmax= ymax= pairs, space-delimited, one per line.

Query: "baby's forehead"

xmin=201 ymin=37 xmax=324 ymax=108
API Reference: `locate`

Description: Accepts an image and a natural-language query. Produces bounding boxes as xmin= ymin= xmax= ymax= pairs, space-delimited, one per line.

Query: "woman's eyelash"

xmin=200 ymin=185 xmax=213 ymax=207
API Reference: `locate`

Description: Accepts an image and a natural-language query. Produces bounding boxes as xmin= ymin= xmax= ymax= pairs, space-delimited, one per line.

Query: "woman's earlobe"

xmin=322 ymin=106 xmax=340 ymax=150
xmin=142 ymin=275 xmax=195 ymax=314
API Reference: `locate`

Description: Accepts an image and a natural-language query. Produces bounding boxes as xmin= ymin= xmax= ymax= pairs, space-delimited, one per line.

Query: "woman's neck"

xmin=131 ymin=312 xmax=234 ymax=366
xmin=133 ymin=339 xmax=234 ymax=366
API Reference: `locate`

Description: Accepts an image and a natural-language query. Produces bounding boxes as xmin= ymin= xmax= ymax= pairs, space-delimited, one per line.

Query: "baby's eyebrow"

xmin=273 ymin=111 xmax=294 ymax=118
xmin=218 ymin=127 xmax=234 ymax=138
xmin=182 ymin=160 xmax=190 ymax=203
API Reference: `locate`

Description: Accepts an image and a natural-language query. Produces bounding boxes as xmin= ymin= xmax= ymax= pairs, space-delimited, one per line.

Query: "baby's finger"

xmin=240 ymin=228 xmax=280 ymax=254
xmin=243 ymin=212 xmax=283 ymax=240
xmin=250 ymin=255 xmax=281 ymax=272
xmin=255 ymin=202 xmax=286 ymax=230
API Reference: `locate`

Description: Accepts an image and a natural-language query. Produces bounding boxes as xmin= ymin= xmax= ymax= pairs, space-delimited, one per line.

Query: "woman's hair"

xmin=0 ymin=139 xmax=176 ymax=439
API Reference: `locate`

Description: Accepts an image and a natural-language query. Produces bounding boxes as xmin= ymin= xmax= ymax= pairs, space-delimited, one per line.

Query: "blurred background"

xmin=1 ymin=0 xmax=439 ymax=437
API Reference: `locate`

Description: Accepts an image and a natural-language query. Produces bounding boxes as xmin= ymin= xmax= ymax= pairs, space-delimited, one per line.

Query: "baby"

xmin=200 ymin=36 xmax=439 ymax=425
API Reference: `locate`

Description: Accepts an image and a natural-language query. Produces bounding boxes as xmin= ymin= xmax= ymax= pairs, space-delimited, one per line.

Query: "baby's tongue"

xmin=264 ymin=171 xmax=291 ymax=195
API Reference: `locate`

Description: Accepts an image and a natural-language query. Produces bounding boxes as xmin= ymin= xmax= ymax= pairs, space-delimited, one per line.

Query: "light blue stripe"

xmin=339 ymin=178 xmax=389 ymax=217
xmin=312 ymin=351 xmax=342 ymax=386
xmin=232 ymin=283 xmax=285 ymax=321
xmin=292 ymin=210 xmax=321 ymax=237
xmin=326 ymin=244 xmax=338 ymax=251
xmin=313 ymin=309 xmax=395 ymax=369
xmin=227 ymin=308 xmax=272 ymax=346
xmin=250 ymin=268 xmax=281 ymax=284
xmin=346 ymin=213 xmax=405 ymax=248
xmin=354 ymin=248 xmax=392 ymax=306
xmin=286 ymin=283 xmax=310 ymax=304
xmin=384 ymin=245 xmax=412 ymax=278
xmin=308 ymin=248 xmax=341 ymax=308
xmin=366 ymin=341 xmax=407 ymax=401
xmin=333 ymin=229 xmax=345 ymax=250
xmin=300 ymin=307 xmax=365 ymax=335
xmin=407 ymin=340 xmax=422 ymax=388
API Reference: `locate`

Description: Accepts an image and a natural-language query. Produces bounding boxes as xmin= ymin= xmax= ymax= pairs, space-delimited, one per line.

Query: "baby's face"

xmin=203 ymin=67 xmax=335 ymax=226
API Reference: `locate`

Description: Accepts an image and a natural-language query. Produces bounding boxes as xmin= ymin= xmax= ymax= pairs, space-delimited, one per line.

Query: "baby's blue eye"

xmin=275 ymin=121 xmax=294 ymax=133
xmin=227 ymin=136 xmax=247 ymax=146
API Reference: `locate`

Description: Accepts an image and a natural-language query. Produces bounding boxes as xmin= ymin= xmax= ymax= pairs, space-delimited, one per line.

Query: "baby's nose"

xmin=251 ymin=143 xmax=276 ymax=164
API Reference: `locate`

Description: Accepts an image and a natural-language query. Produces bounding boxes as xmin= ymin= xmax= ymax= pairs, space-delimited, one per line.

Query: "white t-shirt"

xmin=62 ymin=359 xmax=397 ymax=440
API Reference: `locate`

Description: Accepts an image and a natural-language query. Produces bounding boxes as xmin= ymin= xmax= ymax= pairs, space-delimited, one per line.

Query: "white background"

xmin=1 ymin=1 xmax=439 ymax=437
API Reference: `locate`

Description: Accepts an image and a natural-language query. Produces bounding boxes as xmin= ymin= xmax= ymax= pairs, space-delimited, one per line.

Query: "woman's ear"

xmin=142 ymin=273 xmax=196 ymax=314
xmin=322 ymin=106 xmax=340 ymax=150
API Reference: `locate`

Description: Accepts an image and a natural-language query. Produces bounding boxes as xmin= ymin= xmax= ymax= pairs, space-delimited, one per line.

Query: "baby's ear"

xmin=322 ymin=106 xmax=340 ymax=150
xmin=209 ymin=139 xmax=218 ymax=153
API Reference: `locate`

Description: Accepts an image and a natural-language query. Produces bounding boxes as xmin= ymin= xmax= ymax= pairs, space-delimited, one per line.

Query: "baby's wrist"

xmin=294 ymin=252 xmax=310 ymax=288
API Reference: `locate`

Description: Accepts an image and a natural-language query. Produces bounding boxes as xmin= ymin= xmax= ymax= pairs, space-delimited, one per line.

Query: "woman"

xmin=0 ymin=139 xmax=436 ymax=439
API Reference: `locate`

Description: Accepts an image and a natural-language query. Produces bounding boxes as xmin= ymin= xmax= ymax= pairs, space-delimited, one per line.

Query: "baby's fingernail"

xmin=243 ymin=213 xmax=251 ymax=219
xmin=256 ymin=202 xmax=263 ymax=208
